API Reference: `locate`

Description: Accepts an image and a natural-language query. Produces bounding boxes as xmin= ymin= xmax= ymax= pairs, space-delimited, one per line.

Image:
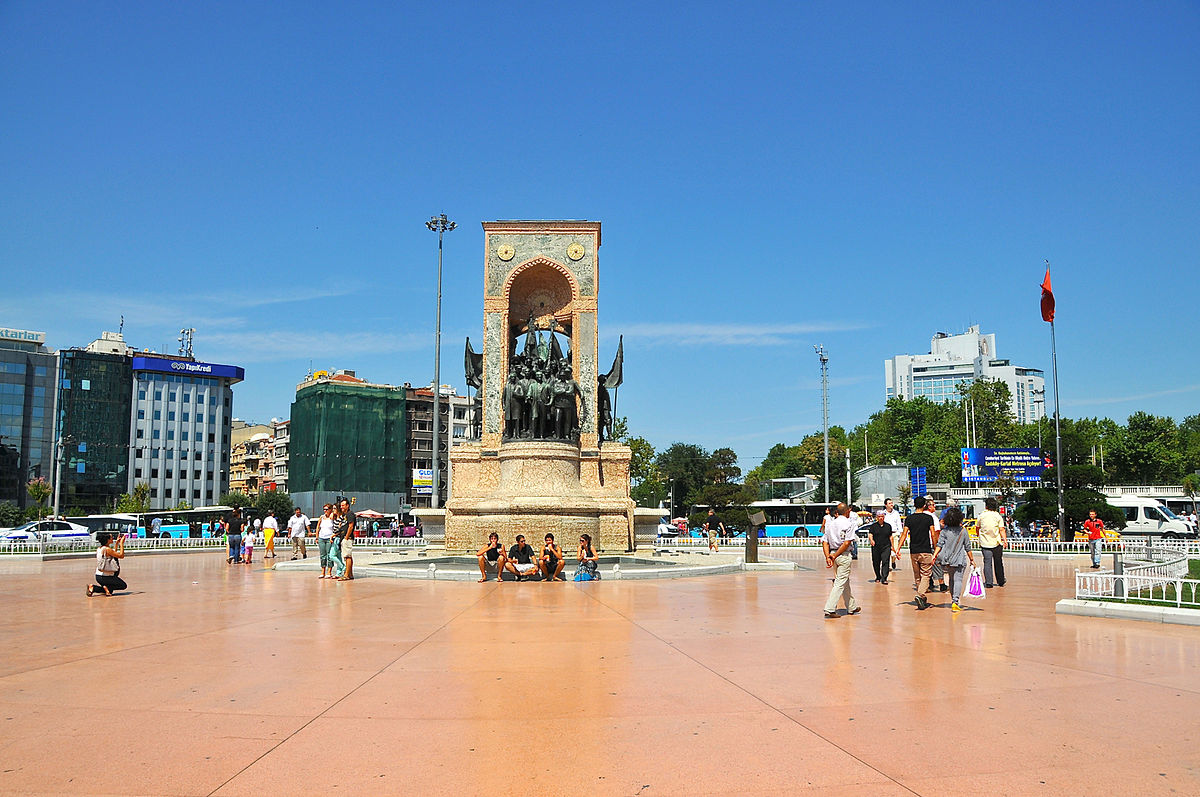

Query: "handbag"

xmin=966 ymin=566 xmax=985 ymax=599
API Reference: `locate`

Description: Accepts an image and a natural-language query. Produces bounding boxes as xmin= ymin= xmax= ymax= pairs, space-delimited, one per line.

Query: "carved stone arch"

xmin=504 ymin=257 xmax=579 ymax=332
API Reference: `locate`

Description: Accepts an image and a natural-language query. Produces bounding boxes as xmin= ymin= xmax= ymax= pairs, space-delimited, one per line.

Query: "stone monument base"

xmin=445 ymin=440 xmax=635 ymax=554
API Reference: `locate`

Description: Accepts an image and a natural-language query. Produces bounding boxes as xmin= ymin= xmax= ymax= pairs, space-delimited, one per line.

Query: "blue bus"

xmin=752 ymin=501 xmax=842 ymax=538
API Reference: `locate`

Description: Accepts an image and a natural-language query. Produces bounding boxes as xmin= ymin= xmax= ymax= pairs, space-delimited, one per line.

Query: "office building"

xmin=884 ymin=325 xmax=1045 ymax=424
xmin=289 ymin=371 xmax=408 ymax=515
xmin=271 ymin=419 xmax=289 ymax=493
xmin=404 ymin=383 xmax=473 ymax=509
xmin=55 ymin=333 xmax=134 ymax=512
xmin=128 ymin=353 xmax=244 ymax=510
xmin=0 ymin=327 xmax=56 ymax=510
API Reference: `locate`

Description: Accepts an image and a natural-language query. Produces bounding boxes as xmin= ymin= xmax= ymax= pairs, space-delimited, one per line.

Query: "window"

xmin=182 ymin=432 xmax=188 ymax=441
xmin=169 ymin=392 xmax=177 ymax=401
xmin=206 ymin=489 xmax=213 ymax=500
xmin=194 ymin=470 xmax=201 ymax=480
xmin=1123 ymin=506 xmax=1139 ymax=522
xmin=135 ymin=468 xmax=142 ymax=478
xmin=136 ymin=429 xmax=144 ymax=439
xmin=152 ymin=430 xmax=160 ymax=439
xmin=151 ymin=469 xmax=159 ymax=478
xmin=196 ymin=414 xmax=204 ymax=423
xmin=138 ymin=390 xmax=146 ymax=400
xmin=150 ymin=488 xmax=157 ymax=498
xmin=35 ymin=366 xmax=47 ymax=377
xmin=208 ymin=433 xmax=215 ymax=443
xmin=151 ymin=450 xmax=159 ymax=459
xmin=61 ymin=378 xmax=69 ymax=389
xmin=153 ymin=410 xmax=161 ymax=420
xmin=1145 ymin=507 xmax=1164 ymax=522
xmin=193 ymin=490 xmax=201 ymax=500
xmin=165 ymin=488 xmax=172 ymax=499
xmin=182 ymin=412 xmax=189 ymax=422
xmin=168 ymin=411 xmax=175 ymax=421
xmin=182 ymin=394 xmax=190 ymax=403
xmin=80 ymin=379 xmax=91 ymax=390
xmin=167 ymin=431 xmax=174 ymax=441
xmin=194 ymin=452 xmax=201 ymax=460
xmin=136 ymin=448 xmax=144 ymax=459
xmin=137 ymin=410 xmax=145 ymax=420
xmin=165 ymin=469 xmax=173 ymax=479
xmin=155 ymin=391 xmax=162 ymax=401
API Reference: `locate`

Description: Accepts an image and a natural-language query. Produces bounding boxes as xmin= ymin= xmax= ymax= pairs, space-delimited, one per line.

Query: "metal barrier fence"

xmin=1074 ymin=541 xmax=1195 ymax=606
xmin=637 ymin=534 xmax=1200 ymax=556
xmin=0 ymin=534 xmax=430 ymax=556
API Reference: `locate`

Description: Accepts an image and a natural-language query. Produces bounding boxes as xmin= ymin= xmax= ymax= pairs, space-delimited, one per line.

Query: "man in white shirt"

xmin=286 ymin=507 xmax=310 ymax=560
xmin=883 ymin=498 xmax=903 ymax=570
xmin=822 ymin=503 xmax=861 ymax=618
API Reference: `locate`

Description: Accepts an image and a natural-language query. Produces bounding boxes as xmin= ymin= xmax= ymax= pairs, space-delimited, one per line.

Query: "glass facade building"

xmin=57 ymin=349 xmax=133 ymax=512
xmin=129 ymin=357 xmax=243 ymax=510
xmin=0 ymin=331 xmax=56 ymax=510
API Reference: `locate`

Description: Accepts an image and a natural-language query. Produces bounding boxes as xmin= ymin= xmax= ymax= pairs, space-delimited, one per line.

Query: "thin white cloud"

xmin=602 ymin=321 xmax=869 ymax=346
xmin=1063 ymin=384 xmax=1200 ymax=407
xmin=203 ymin=329 xmax=428 ymax=363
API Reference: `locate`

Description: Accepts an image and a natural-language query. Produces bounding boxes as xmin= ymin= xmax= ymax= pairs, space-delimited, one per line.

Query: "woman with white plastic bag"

xmin=932 ymin=507 xmax=976 ymax=612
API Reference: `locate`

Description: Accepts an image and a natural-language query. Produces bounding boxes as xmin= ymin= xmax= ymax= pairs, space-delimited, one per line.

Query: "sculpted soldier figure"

xmin=503 ymin=359 xmax=528 ymax=439
xmin=552 ymin=362 xmax=584 ymax=439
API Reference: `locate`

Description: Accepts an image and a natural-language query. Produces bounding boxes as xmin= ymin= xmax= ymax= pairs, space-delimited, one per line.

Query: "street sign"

xmin=910 ymin=466 xmax=927 ymax=499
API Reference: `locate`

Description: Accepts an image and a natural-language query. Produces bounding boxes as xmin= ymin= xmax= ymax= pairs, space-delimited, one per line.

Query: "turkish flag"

xmin=1040 ymin=266 xmax=1055 ymax=323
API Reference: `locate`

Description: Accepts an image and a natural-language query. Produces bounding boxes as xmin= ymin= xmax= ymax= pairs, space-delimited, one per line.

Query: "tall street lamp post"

xmin=815 ymin=345 xmax=829 ymax=503
xmin=425 ymin=214 xmax=456 ymax=509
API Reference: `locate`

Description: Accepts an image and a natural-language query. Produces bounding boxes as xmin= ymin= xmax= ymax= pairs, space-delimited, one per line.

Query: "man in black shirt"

xmin=898 ymin=499 xmax=936 ymax=609
xmin=225 ymin=507 xmax=245 ymax=564
xmin=476 ymin=532 xmax=507 ymax=583
xmin=505 ymin=534 xmax=539 ymax=581
xmin=704 ymin=508 xmax=724 ymax=552
xmin=866 ymin=509 xmax=895 ymax=584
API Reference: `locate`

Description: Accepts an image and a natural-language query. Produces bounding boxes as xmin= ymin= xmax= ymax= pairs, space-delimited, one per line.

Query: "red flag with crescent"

xmin=1040 ymin=266 xmax=1055 ymax=323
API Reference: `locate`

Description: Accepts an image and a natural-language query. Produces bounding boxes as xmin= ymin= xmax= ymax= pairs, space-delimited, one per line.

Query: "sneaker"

xmin=824 ymin=611 xmax=838 ymax=619
xmin=915 ymin=595 xmax=928 ymax=610
xmin=997 ymin=582 xmax=1006 ymax=587
xmin=881 ymin=580 xmax=888 ymax=585
xmin=848 ymin=607 xmax=861 ymax=615
xmin=939 ymin=583 xmax=949 ymax=593
xmin=951 ymin=602 xmax=962 ymax=612
xmin=985 ymin=583 xmax=994 ymax=588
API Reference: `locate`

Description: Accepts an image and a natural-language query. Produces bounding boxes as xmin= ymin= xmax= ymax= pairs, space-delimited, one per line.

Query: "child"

xmin=242 ymin=529 xmax=254 ymax=563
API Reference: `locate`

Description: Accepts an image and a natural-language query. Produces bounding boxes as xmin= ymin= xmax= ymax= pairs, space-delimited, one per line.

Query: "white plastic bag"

xmin=965 ymin=565 xmax=986 ymax=600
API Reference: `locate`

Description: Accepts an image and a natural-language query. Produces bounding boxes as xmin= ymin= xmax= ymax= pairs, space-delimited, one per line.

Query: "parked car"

xmin=1 ymin=519 xmax=92 ymax=545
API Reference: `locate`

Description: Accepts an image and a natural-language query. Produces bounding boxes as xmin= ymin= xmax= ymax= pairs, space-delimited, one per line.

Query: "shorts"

xmin=484 ymin=557 xmax=500 ymax=570
xmin=514 ymin=562 xmax=537 ymax=574
xmin=340 ymin=537 xmax=354 ymax=557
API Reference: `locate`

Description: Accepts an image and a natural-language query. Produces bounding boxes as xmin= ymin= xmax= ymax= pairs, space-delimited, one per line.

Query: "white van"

xmin=1106 ymin=497 xmax=1197 ymax=539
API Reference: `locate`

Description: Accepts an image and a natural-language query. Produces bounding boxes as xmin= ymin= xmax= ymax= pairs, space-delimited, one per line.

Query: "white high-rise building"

xmin=884 ymin=325 xmax=1045 ymax=424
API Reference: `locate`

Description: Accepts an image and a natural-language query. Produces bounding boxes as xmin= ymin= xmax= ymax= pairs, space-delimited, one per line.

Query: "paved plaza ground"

xmin=0 ymin=550 xmax=1197 ymax=796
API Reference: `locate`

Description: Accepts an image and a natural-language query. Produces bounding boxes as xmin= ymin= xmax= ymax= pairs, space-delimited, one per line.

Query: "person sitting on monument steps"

xmin=540 ymin=533 xmax=565 ymax=582
xmin=505 ymin=534 xmax=539 ymax=581
xmin=575 ymin=534 xmax=600 ymax=580
xmin=477 ymin=532 xmax=507 ymax=583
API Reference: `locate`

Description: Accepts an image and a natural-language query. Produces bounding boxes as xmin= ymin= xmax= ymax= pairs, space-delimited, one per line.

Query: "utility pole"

xmin=845 ymin=447 xmax=851 ymax=505
xmin=815 ymin=345 xmax=829 ymax=503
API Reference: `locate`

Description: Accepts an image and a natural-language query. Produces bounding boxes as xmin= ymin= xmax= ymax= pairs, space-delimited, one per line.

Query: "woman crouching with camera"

xmin=87 ymin=532 xmax=127 ymax=597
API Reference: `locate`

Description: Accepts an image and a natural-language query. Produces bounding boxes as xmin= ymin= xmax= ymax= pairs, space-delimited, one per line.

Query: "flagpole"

xmin=1051 ymin=317 xmax=1066 ymax=541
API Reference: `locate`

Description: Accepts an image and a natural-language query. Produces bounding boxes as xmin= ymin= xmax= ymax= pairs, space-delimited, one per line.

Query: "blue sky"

xmin=2 ymin=1 xmax=1197 ymax=469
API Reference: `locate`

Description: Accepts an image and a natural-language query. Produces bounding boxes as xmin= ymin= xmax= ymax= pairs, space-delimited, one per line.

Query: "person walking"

xmin=87 ymin=532 xmax=127 ymax=596
xmin=976 ymin=497 xmax=1007 ymax=587
xmin=822 ymin=503 xmax=861 ymax=618
xmin=287 ymin=507 xmax=309 ymax=560
xmin=933 ymin=506 xmax=976 ymax=612
xmin=224 ymin=507 xmax=245 ymax=565
xmin=703 ymin=508 xmax=724 ymax=552
xmin=316 ymin=504 xmax=336 ymax=579
xmin=262 ymin=510 xmax=279 ymax=559
xmin=866 ymin=509 xmax=895 ymax=584
xmin=1084 ymin=509 xmax=1105 ymax=569
xmin=899 ymin=499 xmax=936 ymax=610
xmin=883 ymin=498 xmax=903 ymax=572
xmin=927 ymin=498 xmax=948 ymax=593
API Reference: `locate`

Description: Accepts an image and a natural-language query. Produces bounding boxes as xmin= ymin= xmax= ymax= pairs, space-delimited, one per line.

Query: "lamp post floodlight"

xmin=425 ymin=213 xmax=456 ymax=509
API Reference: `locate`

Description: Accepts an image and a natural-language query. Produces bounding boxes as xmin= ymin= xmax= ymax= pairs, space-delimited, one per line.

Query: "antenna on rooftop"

xmin=119 ymin=315 xmax=124 ymax=336
xmin=178 ymin=328 xmax=195 ymax=358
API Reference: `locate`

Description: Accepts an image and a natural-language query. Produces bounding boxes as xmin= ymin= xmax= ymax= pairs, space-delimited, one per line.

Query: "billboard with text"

xmin=961 ymin=448 xmax=1044 ymax=483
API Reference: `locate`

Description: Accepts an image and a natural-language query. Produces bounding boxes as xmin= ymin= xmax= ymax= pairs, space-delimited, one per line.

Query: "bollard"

xmin=1113 ymin=553 xmax=1124 ymax=599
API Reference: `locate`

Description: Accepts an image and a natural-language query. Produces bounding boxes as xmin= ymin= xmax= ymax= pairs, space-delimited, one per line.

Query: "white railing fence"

xmin=1074 ymin=541 xmax=1195 ymax=606
xmin=0 ymin=533 xmax=430 ymax=556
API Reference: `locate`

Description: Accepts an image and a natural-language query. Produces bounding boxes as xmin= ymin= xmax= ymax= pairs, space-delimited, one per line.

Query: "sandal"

xmin=86 ymin=585 xmax=94 ymax=597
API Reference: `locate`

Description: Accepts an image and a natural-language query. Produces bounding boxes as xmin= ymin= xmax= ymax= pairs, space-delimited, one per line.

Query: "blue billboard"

xmin=131 ymin=356 xmax=244 ymax=382
xmin=961 ymin=448 xmax=1044 ymax=483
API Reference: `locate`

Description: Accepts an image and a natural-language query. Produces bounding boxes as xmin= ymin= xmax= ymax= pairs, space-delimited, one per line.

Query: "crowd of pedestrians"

xmin=823 ymin=494 xmax=1027 ymax=618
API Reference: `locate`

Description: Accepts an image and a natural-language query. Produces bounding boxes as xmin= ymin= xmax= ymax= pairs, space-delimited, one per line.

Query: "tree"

xmin=1108 ymin=412 xmax=1182 ymax=483
xmin=655 ymin=443 xmax=711 ymax=514
xmin=1182 ymin=473 xmax=1199 ymax=514
xmin=173 ymin=500 xmax=193 ymax=511
xmin=220 ymin=491 xmax=253 ymax=510
xmin=26 ymin=478 xmax=51 ymax=519
xmin=115 ymin=482 xmax=150 ymax=514
xmin=255 ymin=490 xmax=295 ymax=520
xmin=626 ymin=435 xmax=665 ymax=508
xmin=0 ymin=502 xmax=21 ymax=528
xmin=896 ymin=482 xmax=912 ymax=514
xmin=708 ymin=447 xmax=741 ymax=484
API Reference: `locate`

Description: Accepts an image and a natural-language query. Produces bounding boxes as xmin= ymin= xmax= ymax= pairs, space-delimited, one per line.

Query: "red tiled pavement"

xmin=0 ymin=552 xmax=1197 ymax=796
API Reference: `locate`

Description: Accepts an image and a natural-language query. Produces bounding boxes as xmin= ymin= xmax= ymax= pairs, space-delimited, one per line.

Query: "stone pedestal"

xmin=445 ymin=440 xmax=635 ymax=554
